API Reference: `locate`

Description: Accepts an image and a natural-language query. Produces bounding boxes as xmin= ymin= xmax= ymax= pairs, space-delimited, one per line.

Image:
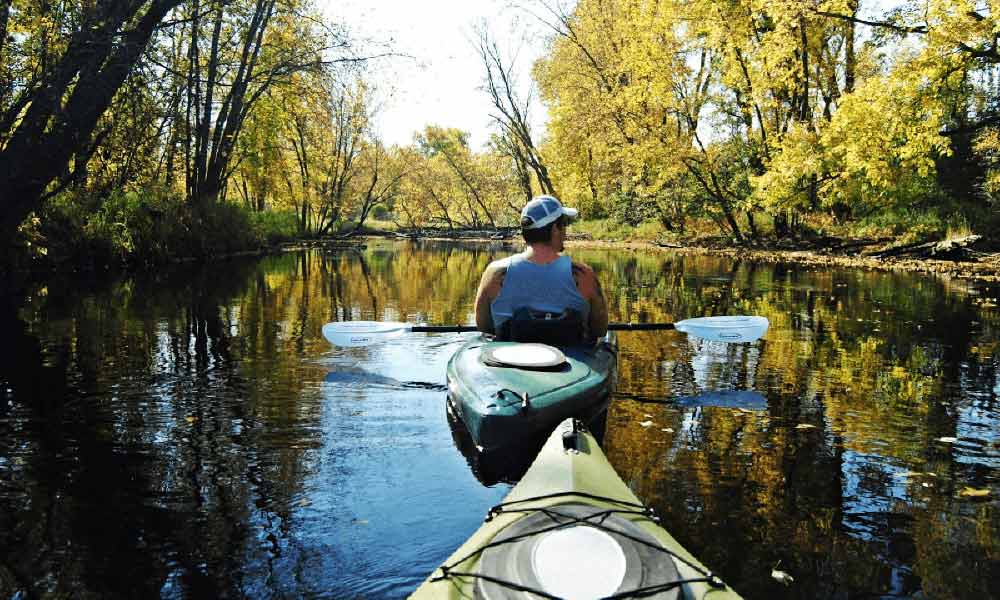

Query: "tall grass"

xmin=32 ymin=189 xmax=297 ymax=269
xmin=571 ymin=218 xmax=667 ymax=241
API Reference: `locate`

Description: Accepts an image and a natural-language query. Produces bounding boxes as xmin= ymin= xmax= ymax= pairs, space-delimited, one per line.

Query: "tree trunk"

xmin=0 ymin=0 xmax=184 ymax=240
xmin=845 ymin=1 xmax=857 ymax=93
xmin=477 ymin=28 xmax=557 ymax=198
xmin=188 ymin=0 xmax=277 ymax=206
xmin=799 ymin=16 xmax=810 ymax=123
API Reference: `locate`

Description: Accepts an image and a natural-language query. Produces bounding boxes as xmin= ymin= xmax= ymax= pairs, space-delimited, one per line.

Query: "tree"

xmin=417 ymin=126 xmax=497 ymax=228
xmin=180 ymin=0 xmax=329 ymax=206
xmin=315 ymin=76 xmax=370 ymax=235
xmin=352 ymin=140 xmax=407 ymax=233
xmin=0 ymin=0 xmax=185 ymax=240
xmin=476 ymin=25 xmax=556 ymax=197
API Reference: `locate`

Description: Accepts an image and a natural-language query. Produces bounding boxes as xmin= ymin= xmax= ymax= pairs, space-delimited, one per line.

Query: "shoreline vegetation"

xmin=12 ymin=213 xmax=999 ymax=284
xmin=387 ymin=227 xmax=1000 ymax=282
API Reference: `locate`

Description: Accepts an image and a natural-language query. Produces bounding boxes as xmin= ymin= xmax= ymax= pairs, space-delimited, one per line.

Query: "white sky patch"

xmin=318 ymin=0 xmax=549 ymax=150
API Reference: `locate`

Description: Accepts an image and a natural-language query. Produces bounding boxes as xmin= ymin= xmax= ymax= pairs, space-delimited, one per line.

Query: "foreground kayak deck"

xmin=411 ymin=419 xmax=743 ymax=599
xmin=446 ymin=334 xmax=617 ymax=453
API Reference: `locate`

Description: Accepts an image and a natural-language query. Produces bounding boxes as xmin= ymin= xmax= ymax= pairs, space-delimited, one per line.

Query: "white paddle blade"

xmin=674 ymin=316 xmax=769 ymax=343
xmin=322 ymin=321 xmax=411 ymax=347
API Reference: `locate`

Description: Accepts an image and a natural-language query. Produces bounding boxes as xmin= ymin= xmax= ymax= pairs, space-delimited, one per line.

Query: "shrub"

xmin=34 ymin=187 xmax=293 ymax=268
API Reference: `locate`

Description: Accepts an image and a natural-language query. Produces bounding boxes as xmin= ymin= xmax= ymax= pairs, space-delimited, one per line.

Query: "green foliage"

xmin=35 ymin=189 xmax=281 ymax=268
xmin=362 ymin=218 xmax=399 ymax=232
xmin=247 ymin=210 xmax=298 ymax=246
xmin=607 ymin=192 xmax=658 ymax=227
xmin=571 ymin=218 xmax=667 ymax=242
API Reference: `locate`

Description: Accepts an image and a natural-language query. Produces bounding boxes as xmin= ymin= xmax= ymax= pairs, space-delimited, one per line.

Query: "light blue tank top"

xmin=490 ymin=254 xmax=590 ymax=334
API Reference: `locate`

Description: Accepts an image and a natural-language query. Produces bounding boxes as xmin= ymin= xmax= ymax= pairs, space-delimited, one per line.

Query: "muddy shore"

xmin=352 ymin=231 xmax=1000 ymax=283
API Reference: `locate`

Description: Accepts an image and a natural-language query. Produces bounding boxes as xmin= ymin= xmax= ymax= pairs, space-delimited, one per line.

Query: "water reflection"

xmin=323 ymin=366 xmax=448 ymax=391
xmin=447 ymin=405 xmax=609 ymax=486
xmin=0 ymin=242 xmax=997 ymax=599
xmin=672 ymin=390 xmax=768 ymax=409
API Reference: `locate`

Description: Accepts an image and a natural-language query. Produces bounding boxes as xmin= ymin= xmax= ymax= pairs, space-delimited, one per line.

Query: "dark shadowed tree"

xmin=0 ymin=0 xmax=185 ymax=240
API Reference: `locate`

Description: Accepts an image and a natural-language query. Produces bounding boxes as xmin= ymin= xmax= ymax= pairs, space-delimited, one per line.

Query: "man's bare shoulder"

xmin=487 ymin=257 xmax=510 ymax=271
xmin=571 ymin=260 xmax=595 ymax=277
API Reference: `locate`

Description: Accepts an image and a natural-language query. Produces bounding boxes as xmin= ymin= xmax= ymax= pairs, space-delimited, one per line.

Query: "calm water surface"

xmin=1 ymin=240 xmax=998 ymax=599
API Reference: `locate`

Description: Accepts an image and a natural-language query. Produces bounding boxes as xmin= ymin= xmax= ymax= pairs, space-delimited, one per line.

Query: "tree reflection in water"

xmin=0 ymin=241 xmax=996 ymax=599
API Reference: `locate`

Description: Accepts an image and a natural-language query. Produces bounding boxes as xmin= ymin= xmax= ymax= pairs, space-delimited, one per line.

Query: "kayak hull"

xmin=446 ymin=333 xmax=617 ymax=453
xmin=410 ymin=418 xmax=743 ymax=599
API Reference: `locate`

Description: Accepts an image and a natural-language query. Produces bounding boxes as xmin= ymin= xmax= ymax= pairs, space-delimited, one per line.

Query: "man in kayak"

xmin=474 ymin=195 xmax=609 ymax=343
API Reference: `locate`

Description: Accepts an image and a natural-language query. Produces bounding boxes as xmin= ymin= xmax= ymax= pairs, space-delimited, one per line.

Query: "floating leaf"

xmin=297 ymin=498 xmax=312 ymax=507
xmin=959 ymin=487 xmax=991 ymax=498
xmin=771 ymin=569 xmax=794 ymax=585
xmin=795 ymin=423 xmax=817 ymax=430
xmin=185 ymin=416 xmax=196 ymax=424
xmin=639 ymin=420 xmax=654 ymax=428
xmin=936 ymin=437 xmax=957 ymax=443
xmin=661 ymin=428 xmax=674 ymax=433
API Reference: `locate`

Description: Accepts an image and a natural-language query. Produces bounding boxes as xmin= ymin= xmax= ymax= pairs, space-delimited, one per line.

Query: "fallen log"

xmin=869 ymin=235 xmax=983 ymax=261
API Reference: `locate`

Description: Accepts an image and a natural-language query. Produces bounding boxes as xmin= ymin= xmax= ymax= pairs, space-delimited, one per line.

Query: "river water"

xmin=1 ymin=240 xmax=998 ymax=599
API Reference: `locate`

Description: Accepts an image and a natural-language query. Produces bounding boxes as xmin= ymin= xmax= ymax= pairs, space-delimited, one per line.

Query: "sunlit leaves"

xmin=530 ymin=0 xmax=1000 ymax=232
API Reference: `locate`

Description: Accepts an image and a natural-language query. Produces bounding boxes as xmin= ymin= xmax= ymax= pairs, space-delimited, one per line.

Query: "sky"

xmin=319 ymin=0 xmax=550 ymax=150
xmin=317 ymin=1 xmax=901 ymax=150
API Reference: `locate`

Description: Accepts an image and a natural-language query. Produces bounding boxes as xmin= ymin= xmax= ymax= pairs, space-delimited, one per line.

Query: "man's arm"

xmin=474 ymin=261 xmax=507 ymax=333
xmin=572 ymin=262 xmax=609 ymax=337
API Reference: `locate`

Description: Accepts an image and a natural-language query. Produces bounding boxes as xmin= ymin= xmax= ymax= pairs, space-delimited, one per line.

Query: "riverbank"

xmin=373 ymin=228 xmax=1000 ymax=282
xmin=6 ymin=224 xmax=999 ymax=285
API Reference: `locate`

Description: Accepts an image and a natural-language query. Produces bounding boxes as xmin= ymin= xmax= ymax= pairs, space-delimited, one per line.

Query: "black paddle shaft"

xmin=412 ymin=325 xmax=480 ymax=332
xmin=410 ymin=323 xmax=676 ymax=333
xmin=608 ymin=322 xmax=676 ymax=331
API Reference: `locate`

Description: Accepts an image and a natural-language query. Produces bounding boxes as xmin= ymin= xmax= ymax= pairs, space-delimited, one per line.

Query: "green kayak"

xmin=446 ymin=333 xmax=617 ymax=453
xmin=411 ymin=418 xmax=743 ymax=599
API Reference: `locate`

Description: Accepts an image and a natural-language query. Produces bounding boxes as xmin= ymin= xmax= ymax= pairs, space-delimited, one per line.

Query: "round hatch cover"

xmin=532 ymin=525 xmax=627 ymax=599
xmin=474 ymin=503 xmax=680 ymax=600
xmin=483 ymin=344 xmax=566 ymax=368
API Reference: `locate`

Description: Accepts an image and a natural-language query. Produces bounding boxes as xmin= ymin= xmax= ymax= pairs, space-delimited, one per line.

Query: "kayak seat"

xmin=498 ymin=307 xmax=588 ymax=346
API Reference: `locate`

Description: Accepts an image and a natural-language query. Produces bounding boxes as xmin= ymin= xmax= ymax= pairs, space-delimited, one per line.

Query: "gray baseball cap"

xmin=520 ymin=195 xmax=579 ymax=229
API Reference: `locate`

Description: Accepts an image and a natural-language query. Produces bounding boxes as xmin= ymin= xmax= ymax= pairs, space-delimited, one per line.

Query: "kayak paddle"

xmin=322 ymin=315 xmax=768 ymax=347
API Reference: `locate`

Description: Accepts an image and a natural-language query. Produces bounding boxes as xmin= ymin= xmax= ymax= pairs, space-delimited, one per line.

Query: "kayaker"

xmin=474 ymin=195 xmax=609 ymax=343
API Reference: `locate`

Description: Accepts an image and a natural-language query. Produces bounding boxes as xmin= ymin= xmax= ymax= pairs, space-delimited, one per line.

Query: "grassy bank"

xmin=11 ymin=191 xmax=301 ymax=272
xmin=7 ymin=194 xmax=997 ymax=275
xmin=569 ymin=210 xmax=996 ymax=248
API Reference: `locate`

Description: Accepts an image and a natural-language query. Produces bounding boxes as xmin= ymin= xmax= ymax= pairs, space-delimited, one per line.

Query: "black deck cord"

xmin=437 ymin=506 xmax=652 ymax=571
xmin=485 ymin=490 xmax=647 ymax=519
xmin=430 ymin=492 xmax=728 ymax=598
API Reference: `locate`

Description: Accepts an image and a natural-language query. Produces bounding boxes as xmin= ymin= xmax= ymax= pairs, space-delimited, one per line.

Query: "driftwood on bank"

xmin=280 ymin=238 xmax=365 ymax=252
xmin=392 ymin=228 xmax=518 ymax=241
xmin=867 ymin=235 xmax=985 ymax=261
xmin=653 ymin=235 xmax=894 ymax=253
